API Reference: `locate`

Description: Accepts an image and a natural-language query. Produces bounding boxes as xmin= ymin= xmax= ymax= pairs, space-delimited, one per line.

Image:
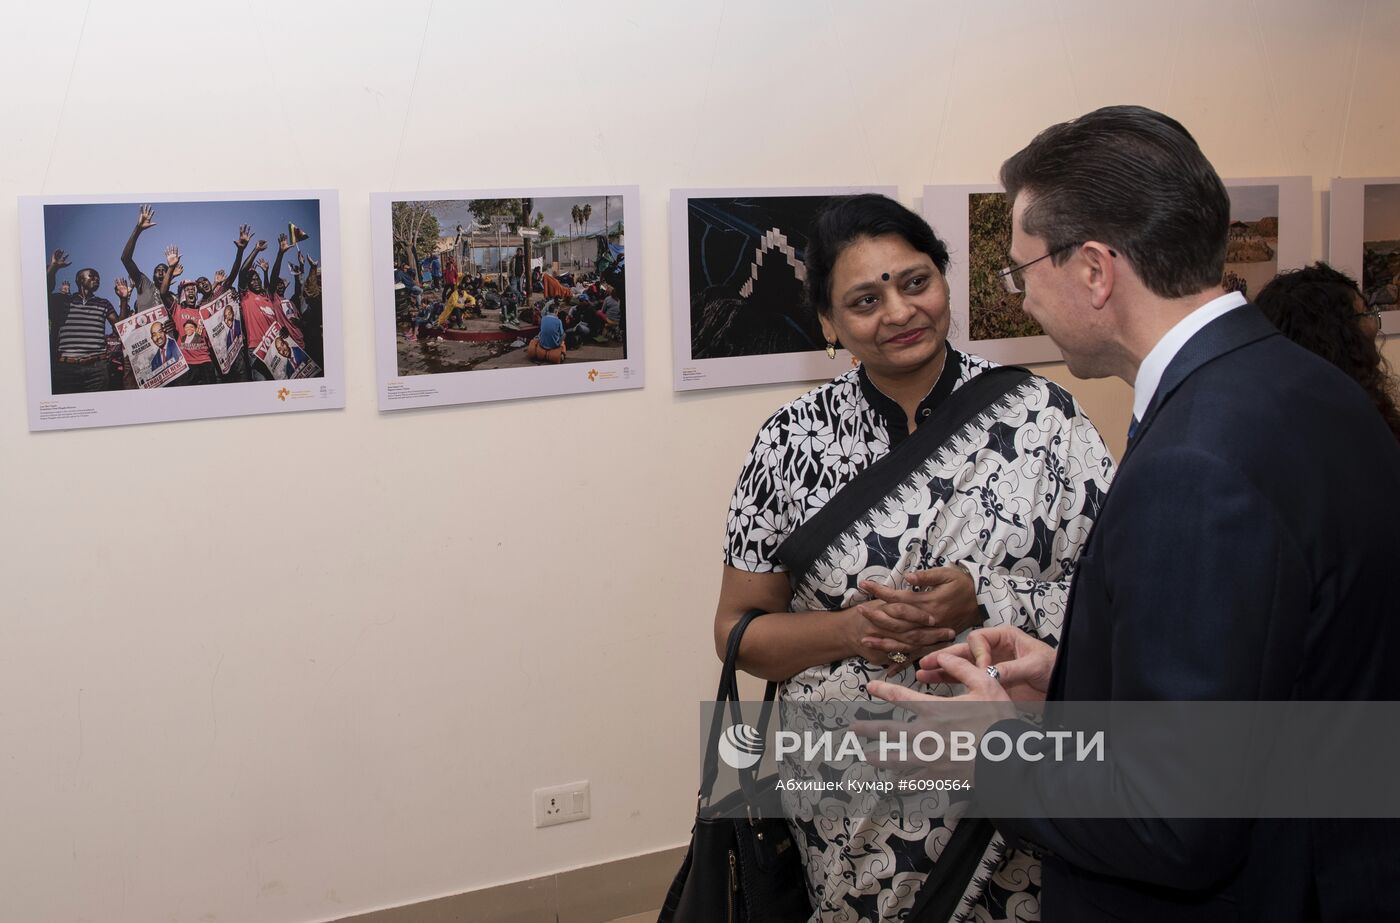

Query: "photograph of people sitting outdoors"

xmin=389 ymin=195 xmax=626 ymax=376
xmin=40 ymin=199 xmax=325 ymax=394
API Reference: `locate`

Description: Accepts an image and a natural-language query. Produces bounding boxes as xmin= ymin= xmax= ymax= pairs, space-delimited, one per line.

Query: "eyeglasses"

xmin=1357 ymin=307 xmax=1385 ymax=340
xmin=997 ymin=243 xmax=1083 ymax=295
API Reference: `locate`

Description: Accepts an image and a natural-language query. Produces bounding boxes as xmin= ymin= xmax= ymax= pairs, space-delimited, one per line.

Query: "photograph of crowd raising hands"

xmin=40 ymin=199 xmax=325 ymax=395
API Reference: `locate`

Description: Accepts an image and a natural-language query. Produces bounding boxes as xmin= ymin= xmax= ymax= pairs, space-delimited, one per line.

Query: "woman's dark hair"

xmin=1000 ymin=105 xmax=1230 ymax=299
xmin=1255 ymin=262 xmax=1400 ymax=442
xmin=805 ymin=194 xmax=950 ymax=314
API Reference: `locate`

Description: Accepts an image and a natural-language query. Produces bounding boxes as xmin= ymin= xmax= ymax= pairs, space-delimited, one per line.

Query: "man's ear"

xmin=1081 ymin=242 xmax=1116 ymax=310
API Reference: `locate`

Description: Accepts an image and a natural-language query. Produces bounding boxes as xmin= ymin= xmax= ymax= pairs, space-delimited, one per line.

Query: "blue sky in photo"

xmin=1225 ymin=184 xmax=1279 ymax=223
xmin=1363 ymin=183 xmax=1400 ymax=241
xmin=43 ymin=199 xmax=322 ymax=296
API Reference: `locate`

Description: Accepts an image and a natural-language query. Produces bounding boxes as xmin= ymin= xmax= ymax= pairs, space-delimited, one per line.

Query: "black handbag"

xmin=657 ymin=611 xmax=999 ymax=923
xmin=657 ymin=609 xmax=812 ymax=923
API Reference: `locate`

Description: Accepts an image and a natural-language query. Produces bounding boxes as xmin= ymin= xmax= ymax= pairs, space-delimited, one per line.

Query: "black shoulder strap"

xmin=776 ymin=365 xmax=1033 ymax=581
xmin=698 ymin=609 xmax=779 ymax=804
xmin=907 ymin=817 xmax=997 ymax=921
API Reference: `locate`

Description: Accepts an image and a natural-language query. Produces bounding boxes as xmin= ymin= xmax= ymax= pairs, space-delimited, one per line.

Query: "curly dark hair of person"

xmin=1255 ymin=262 xmax=1400 ymax=442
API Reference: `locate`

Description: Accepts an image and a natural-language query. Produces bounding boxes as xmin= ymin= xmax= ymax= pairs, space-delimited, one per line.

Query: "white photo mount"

xmin=1222 ymin=175 xmax=1313 ymax=289
xmin=19 ymin=190 xmax=343 ymax=432
xmin=1330 ymin=176 xmax=1400 ymax=339
xmin=669 ymin=186 xmax=896 ymax=391
xmin=923 ymin=183 xmax=1060 ymax=366
xmin=370 ymin=186 xmax=642 ymax=411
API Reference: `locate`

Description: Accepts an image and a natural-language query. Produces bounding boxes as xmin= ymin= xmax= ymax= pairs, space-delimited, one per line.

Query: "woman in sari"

xmin=715 ymin=194 xmax=1115 ymax=922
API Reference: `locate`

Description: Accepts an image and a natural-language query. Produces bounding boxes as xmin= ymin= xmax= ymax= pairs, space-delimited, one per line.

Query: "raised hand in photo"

xmin=114 ymin=277 xmax=132 ymax=300
xmin=48 ymin=249 xmax=71 ymax=272
xmin=137 ymin=204 xmax=156 ymax=229
xmin=236 ymin=224 xmax=253 ymax=247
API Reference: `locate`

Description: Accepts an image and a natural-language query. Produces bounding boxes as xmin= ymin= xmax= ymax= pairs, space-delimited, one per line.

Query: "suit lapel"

xmin=1120 ymin=304 xmax=1279 ymax=465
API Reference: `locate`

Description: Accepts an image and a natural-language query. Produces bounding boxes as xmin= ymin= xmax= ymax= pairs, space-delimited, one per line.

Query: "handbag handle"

xmin=699 ymin=608 xmax=780 ymax=805
xmin=716 ymin=608 xmax=771 ymax=701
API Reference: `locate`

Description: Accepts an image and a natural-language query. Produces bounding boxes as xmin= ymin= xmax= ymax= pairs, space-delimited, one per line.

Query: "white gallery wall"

xmin=2 ymin=1 xmax=1397 ymax=921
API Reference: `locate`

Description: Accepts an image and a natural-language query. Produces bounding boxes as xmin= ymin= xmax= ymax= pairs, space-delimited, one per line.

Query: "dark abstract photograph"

xmin=687 ymin=195 xmax=832 ymax=360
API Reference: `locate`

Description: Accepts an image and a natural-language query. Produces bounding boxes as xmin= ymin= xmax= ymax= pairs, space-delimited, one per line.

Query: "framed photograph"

xmin=925 ymin=177 xmax=1312 ymax=364
xmin=670 ymin=187 xmax=896 ymax=391
xmin=923 ymin=184 xmax=1060 ymax=365
xmin=370 ymin=187 xmax=641 ymax=411
xmin=1330 ymin=177 xmax=1400 ymax=337
xmin=1220 ymin=176 xmax=1312 ymax=301
xmin=19 ymin=191 xmax=342 ymax=431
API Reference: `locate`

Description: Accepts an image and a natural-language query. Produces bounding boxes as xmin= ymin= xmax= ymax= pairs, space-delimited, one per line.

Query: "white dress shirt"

xmin=1132 ymin=291 xmax=1248 ymax=421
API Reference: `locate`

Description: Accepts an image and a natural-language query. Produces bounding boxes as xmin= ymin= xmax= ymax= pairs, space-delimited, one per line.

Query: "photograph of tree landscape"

xmin=968 ymin=191 xmax=1043 ymax=341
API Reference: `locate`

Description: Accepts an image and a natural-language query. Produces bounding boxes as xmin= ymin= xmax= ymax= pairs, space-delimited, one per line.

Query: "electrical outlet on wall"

xmin=533 ymin=781 xmax=591 ymax=828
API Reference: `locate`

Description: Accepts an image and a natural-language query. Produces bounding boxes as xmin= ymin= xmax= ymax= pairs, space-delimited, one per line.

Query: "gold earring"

xmin=826 ymin=341 xmax=837 ymax=360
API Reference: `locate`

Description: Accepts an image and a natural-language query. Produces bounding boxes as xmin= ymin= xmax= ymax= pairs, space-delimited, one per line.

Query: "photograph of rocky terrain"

xmin=1362 ymin=182 xmax=1400 ymax=309
xmin=1221 ymin=184 xmax=1280 ymax=298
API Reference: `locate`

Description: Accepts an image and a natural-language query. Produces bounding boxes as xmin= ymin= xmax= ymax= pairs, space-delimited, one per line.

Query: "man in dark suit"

xmin=870 ymin=106 xmax=1400 ymax=920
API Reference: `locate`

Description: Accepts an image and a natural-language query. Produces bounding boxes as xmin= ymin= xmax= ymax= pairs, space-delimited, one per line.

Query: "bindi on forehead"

xmin=881 ymin=272 xmax=890 ymax=281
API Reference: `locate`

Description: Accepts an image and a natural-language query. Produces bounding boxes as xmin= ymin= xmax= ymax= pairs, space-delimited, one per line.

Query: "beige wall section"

xmin=0 ymin=2 xmax=1396 ymax=921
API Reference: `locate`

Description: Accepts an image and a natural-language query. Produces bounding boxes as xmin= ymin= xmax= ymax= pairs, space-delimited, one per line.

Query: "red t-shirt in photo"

xmin=170 ymin=303 xmax=212 ymax=365
xmin=241 ymin=291 xmax=305 ymax=352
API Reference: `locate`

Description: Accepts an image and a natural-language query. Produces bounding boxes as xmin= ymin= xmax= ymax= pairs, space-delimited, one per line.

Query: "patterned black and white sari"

xmin=724 ymin=349 xmax=1115 ymax=922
